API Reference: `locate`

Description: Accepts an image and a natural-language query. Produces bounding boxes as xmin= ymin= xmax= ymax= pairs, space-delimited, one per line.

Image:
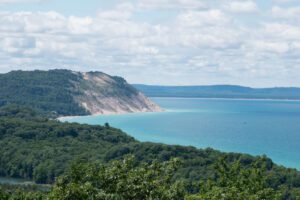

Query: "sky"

xmin=0 ymin=0 xmax=300 ymax=87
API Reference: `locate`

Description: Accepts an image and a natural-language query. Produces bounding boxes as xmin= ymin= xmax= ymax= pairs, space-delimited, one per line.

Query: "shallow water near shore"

xmin=61 ymin=97 xmax=300 ymax=170
xmin=0 ymin=177 xmax=33 ymax=185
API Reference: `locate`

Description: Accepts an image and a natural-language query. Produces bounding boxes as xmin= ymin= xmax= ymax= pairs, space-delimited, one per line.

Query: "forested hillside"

xmin=0 ymin=70 xmax=161 ymax=117
xmin=0 ymin=105 xmax=300 ymax=199
xmin=0 ymin=70 xmax=87 ymax=116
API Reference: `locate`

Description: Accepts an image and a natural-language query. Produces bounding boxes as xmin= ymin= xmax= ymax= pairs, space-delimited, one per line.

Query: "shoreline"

xmin=58 ymin=97 xmax=300 ymax=120
xmin=57 ymin=109 xmax=165 ymax=120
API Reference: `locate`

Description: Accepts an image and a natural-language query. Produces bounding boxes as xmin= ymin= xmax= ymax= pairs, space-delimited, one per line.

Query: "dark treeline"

xmin=0 ymin=105 xmax=300 ymax=199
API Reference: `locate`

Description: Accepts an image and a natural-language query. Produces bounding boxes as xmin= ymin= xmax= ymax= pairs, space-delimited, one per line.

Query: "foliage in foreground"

xmin=0 ymin=156 xmax=289 ymax=200
xmin=187 ymin=157 xmax=282 ymax=200
xmin=48 ymin=156 xmax=185 ymax=200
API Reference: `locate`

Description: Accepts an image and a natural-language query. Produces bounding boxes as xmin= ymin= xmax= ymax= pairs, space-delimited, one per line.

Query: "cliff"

xmin=74 ymin=71 xmax=162 ymax=115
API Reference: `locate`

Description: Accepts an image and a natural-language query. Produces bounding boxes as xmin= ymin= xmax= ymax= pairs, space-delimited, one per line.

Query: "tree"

xmin=0 ymin=188 xmax=9 ymax=200
xmin=187 ymin=157 xmax=282 ymax=200
xmin=48 ymin=156 xmax=186 ymax=200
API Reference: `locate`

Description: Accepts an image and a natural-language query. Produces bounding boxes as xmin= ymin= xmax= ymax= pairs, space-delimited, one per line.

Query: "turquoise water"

xmin=62 ymin=98 xmax=300 ymax=169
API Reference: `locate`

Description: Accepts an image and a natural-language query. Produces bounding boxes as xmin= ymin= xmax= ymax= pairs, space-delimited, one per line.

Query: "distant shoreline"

xmin=134 ymin=84 xmax=300 ymax=102
xmin=150 ymin=96 xmax=300 ymax=102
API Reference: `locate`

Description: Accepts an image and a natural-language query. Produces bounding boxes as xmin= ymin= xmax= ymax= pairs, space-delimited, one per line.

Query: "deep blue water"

xmin=62 ymin=98 xmax=300 ymax=169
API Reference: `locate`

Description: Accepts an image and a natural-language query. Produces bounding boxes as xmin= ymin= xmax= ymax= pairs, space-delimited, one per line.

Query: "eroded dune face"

xmin=74 ymin=72 xmax=162 ymax=115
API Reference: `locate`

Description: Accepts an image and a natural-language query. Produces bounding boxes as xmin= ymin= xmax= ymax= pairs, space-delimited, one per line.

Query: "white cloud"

xmin=97 ymin=10 xmax=132 ymax=20
xmin=0 ymin=0 xmax=300 ymax=87
xmin=137 ymin=0 xmax=206 ymax=10
xmin=2 ymin=37 xmax=36 ymax=54
xmin=251 ymin=41 xmax=290 ymax=54
xmin=177 ymin=10 xmax=230 ymax=27
xmin=272 ymin=0 xmax=297 ymax=4
xmin=272 ymin=6 xmax=300 ymax=20
xmin=0 ymin=11 xmax=66 ymax=33
xmin=263 ymin=23 xmax=300 ymax=40
xmin=225 ymin=1 xmax=258 ymax=13
xmin=174 ymin=9 xmax=241 ymax=49
xmin=68 ymin=16 xmax=93 ymax=34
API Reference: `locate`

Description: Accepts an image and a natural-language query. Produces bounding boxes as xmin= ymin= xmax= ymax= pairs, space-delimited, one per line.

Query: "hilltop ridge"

xmin=0 ymin=70 xmax=162 ymax=116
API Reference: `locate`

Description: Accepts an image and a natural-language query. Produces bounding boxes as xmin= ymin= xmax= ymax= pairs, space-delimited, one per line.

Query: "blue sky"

xmin=0 ymin=0 xmax=300 ymax=87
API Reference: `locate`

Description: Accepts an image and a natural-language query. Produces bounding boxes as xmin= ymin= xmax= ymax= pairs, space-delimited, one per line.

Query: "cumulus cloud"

xmin=2 ymin=37 xmax=36 ymax=54
xmin=177 ymin=9 xmax=230 ymax=27
xmin=272 ymin=0 xmax=297 ymax=4
xmin=173 ymin=9 xmax=241 ymax=49
xmin=272 ymin=6 xmax=300 ymax=20
xmin=0 ymin=0 xmax=299 ymax=87
xmin=137 ymin=0 xmax=206 ymax=10
xmin=225 ymin=1 xmax=258 ymax=13
xmin=0 ymin=11 xmax=66 ymax=33
xmin=251 ymin=41 xmax=290 ymax=54
xmin=263 ymin=23 xmax=300 ymax=40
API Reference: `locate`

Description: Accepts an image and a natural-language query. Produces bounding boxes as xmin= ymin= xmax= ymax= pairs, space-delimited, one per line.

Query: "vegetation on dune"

xmin=0 ymin=105 xmax=300 ymax=199
xmin=0 ymin=70 xmax=88 ymax=116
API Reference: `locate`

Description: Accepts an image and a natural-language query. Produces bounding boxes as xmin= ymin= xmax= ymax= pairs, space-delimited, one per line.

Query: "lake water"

xmin=62 ymin=98 xmax=300 ymax=169
xmin=0 ymin=177 xmax=51 ymax=191
xmin=0 ymin=177 xmax=35 ymax=185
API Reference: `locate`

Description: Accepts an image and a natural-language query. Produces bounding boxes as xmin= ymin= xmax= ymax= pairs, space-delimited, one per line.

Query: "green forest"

xmin=0 ymin=70 xmax=88 ymax=116
xmin=0 ymin=105 xmax=300 ymax=199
